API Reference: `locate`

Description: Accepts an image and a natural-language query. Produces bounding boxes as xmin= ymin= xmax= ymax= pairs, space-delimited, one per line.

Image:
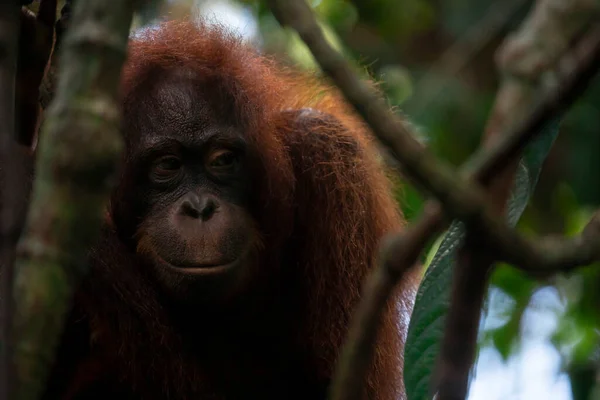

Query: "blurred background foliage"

xmin=32 ymin=0 xmax=600 ymax=398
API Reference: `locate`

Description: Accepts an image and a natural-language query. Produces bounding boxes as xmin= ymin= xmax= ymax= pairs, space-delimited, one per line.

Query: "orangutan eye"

xmin=151 ymin=155 xmax=182 ymax=183
xmin=207 ymin=149 xmax=239 ymax=172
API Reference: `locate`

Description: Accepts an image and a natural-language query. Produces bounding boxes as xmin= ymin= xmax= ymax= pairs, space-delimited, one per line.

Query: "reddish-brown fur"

xmin=42 ymin=20 xmax=419 ymax=400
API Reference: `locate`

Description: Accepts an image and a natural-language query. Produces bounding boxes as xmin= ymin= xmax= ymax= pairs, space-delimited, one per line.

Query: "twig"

xmin=0 ymin=3 xmax=24 ymax=400
xmin=11 ymin=0 xmax=139 ymax=398
xmin=503 ymin=209 xmax=600 ymax=275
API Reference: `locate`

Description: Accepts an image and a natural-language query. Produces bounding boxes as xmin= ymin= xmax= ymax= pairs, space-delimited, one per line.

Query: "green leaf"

xmin=403 ymin=119 xmax=560 ymax=400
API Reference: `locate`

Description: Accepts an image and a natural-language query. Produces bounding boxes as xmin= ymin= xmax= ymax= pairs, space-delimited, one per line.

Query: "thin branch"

xmin=464 ymin=24 xmax=600 ymax=184
xmin=496 ymin=0 xmax=600 ymax=83
xmin=268 ymin=0 xmax=452 ymax=198
xmin=434 ymin=236 xmax=493 ymax=400
xmin=502 ymin=209 xmax=600 ymax=275
xmin=11 ymin=0 xmax=139 ymax=398
xmin=0 ymin=3 xmax=22 ymax=400
xmin=329 ymin=203 xmax=443 ymax=400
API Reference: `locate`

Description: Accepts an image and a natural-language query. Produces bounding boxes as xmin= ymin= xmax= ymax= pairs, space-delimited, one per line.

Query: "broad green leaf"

xmin=403 ymin=120 xmax=560 ymax=400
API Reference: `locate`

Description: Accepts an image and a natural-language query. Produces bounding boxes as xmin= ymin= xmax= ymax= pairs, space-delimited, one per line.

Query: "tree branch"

xmin=11 ymin=0 xmax=139 ymax=398
xmin=502 ymin=209 xmax=600 ymax=275
xmin=268 ymin=0 xmax=452 ymax=197
xmin=435 ymin=236 xmax=493 ymax=400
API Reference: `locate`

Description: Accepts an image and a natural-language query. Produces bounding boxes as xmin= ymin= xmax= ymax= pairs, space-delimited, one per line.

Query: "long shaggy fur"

xmin=44 ymin=20 xmax=420 ymax=400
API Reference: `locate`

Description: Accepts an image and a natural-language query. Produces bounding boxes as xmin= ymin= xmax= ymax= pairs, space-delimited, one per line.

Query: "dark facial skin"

xmin=124 ymin=71 xmax=257 ymax=303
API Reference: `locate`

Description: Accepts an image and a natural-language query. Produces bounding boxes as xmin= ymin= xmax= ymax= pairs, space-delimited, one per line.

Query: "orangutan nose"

xmin=180 ymin=192 xmax=218 ymax=221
